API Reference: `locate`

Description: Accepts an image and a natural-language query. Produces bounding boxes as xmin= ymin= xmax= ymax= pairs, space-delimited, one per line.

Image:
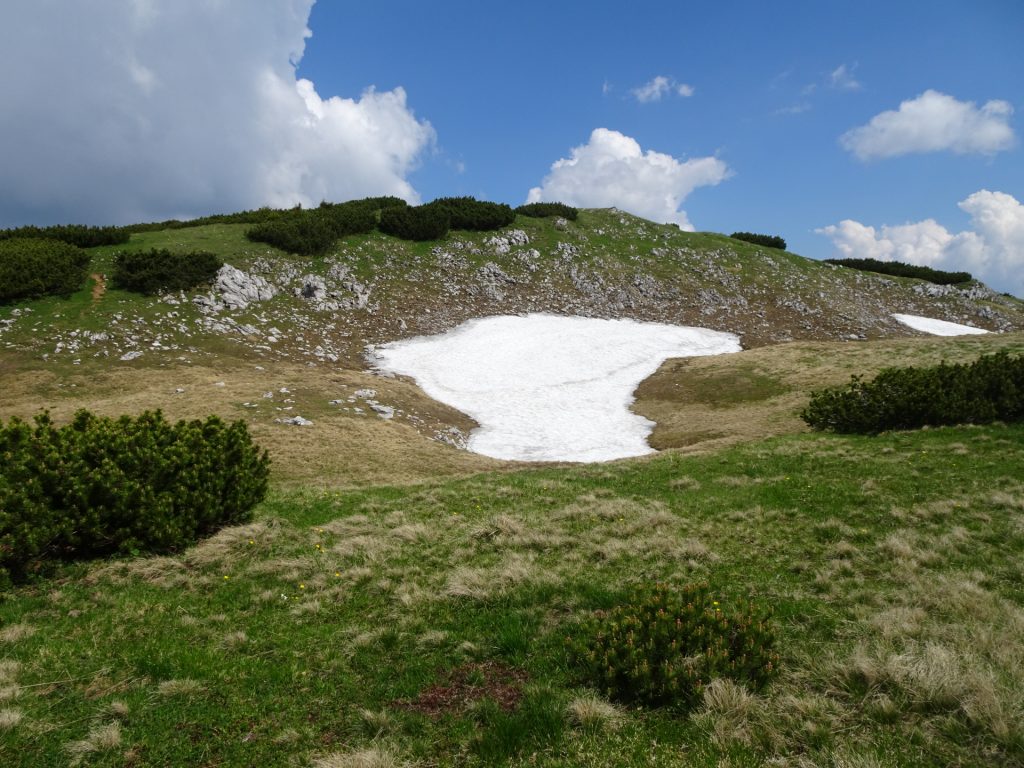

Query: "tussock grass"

xmin=312 ymin=746 xmax=408 ymax=768
xmin=65 ymin=722 xmax=122 ymax=765
xmin=566 ymin=692 xmax=624 ymax=731
xmin=0 ymin=708 xmax=23 ymax=730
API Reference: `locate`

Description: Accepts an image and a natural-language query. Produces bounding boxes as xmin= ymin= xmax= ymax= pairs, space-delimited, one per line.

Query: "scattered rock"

xmin=120 ymin=350 xmax=143 ymax=361
xmin=276 ymin=416 xmax=313 ymax=426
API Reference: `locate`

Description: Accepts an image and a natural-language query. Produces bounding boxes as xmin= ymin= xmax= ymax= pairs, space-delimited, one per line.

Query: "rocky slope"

xmin=3 ymin=207 xmax=1023 ymax=372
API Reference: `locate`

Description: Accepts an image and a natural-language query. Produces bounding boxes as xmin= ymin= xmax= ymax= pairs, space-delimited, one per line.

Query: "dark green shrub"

xmin=424 ymin=197 xmax=515 ymax=231
xmin=0 ymin=410 xmax=270 ymax=585
xmin=0 ymin=224 xmax=129 ymax=248
xmin=246 ymin=211 xmax=339 ymax=256
xmin=730 ymin=232 xmax=787 ymax=250
xmin=566 ymin=582 xmax=780 ymax=710
xmin=0 ymin=237 xmax=90 ymax=303
xmin=514 ymin=202 xmax=579 ymax=221
xmin=824 ymin=257 xmax=971 ymax=286
xmin=801 ymin=352 xmax=1024 ymax=434
xmin=111 ymin=249 xmax=222 ymax=295
xmin=245 ymin=197 xmax=407 ymax=255
xmin=379 ymin=204 xmax=451 ymax=241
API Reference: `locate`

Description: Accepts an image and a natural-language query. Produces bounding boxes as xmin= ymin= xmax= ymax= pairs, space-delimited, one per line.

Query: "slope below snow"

xmin=370 ymin=314 xmax=741 ymax=462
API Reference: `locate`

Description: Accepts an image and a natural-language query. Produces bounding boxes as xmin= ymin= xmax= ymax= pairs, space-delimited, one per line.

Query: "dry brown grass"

xmin=0 ymin=708 xmax=23 ymax=730
xmin=65 ymin=722 xmax=122 ymax=765
xmin=0 ymin=623 xmax=36 ymax=643
xmin=566 ymin=693 xmax=625 ymax=731
xmin=312 ymin=746 xmax=408 ymax=768
xmin=0 ymin=360 xmax=500 ymax=488
xmin=635 ymin=332 xmax=1024 ymax=454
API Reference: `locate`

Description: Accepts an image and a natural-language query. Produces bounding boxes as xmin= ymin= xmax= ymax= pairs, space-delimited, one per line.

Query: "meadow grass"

xmin=2 ymin=423 xmax=1022 ymax=766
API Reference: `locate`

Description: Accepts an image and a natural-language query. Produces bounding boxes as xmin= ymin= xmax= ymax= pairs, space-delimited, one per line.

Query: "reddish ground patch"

xmin=393 ymin=661 xmax=529 ymax=718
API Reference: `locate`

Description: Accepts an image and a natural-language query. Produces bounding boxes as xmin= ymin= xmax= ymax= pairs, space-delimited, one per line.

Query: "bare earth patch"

xmin=392 ymin=661 xmax=528 ymax=718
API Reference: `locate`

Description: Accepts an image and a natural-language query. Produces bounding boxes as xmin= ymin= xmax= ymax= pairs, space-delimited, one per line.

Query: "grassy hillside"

xmin=2 ymin=424 xmax=1023 ymax=766
xmin=2 ymin=207 xmax=1024 ymax=766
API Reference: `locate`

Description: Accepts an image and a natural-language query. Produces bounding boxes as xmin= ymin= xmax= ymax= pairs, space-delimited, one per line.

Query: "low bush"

xmin=566 ymin=582 xmax=779 ymax=710
xmin=0 ymin=224 xmax=129 ymax=248
xmin=0 ymin=410 xmax=270 ymax=585
xmin=424 ymin=197 xmax=515 ymax=231
xmin=801 ymin=352 xmax=1024 ymax=434
xmin=824 ymin=257 xmax=971 ymax=286
xmin=111 ymin=249 xmax=222 ymax=295
xmin=246 ymin=197 xmax=408 ymax=255
xmin=0 ymin=237 xmax=91 ymax=303
xmin=514 ymin=202 xmax=579 ymax=221
xmin=730 ymin=232 xmax=787 ymax=250
xmin=246 ymin=211 xmax=340 ymax=256
xmin=379 ymin=204 xmax=451 ymax=241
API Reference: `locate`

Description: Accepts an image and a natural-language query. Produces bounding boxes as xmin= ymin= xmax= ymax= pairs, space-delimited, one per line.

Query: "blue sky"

xmin=1 ymin=1 xmax=1022 ymax=293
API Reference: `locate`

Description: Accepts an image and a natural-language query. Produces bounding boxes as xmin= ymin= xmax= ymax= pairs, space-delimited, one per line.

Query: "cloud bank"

xmin=0 ymin=1 xmax=435 ymax=226
xmin=817 ymin=190 xmax=1024 ymax=296
xmin=526 ymin=129 xmax=729 ymax=230
xmin=840 ymin=90 xmax=1014 ymax=160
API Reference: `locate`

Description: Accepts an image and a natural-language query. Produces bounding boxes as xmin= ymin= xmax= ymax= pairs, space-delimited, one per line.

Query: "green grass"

xmin=2 ymin=424 xmax=1023 ymax=766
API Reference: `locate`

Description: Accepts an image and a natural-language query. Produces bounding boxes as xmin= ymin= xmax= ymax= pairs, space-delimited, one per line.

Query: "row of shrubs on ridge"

xmin=825 ymin=257 xmax=972 ymax=286
xmin=730 ymin=232 xmax=787 ymax=250
xmin=0 ymin=197 xmax=580 ymax=301
xmin=802 ymin=352 xmax=1024 ymax=433
xmin=0 ymin=410 xmax=270 ymax=586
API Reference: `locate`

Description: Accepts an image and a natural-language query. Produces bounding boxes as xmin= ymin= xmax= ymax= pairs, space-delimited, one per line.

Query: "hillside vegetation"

xmin=1 ymin=201 xmax=1024 ymax=766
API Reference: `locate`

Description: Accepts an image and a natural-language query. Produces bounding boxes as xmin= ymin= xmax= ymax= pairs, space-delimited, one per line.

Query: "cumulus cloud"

xmin=0 ymin=1 xmax=435 ymax=226
xmin=631 ymin=76 xmax=694 ymax=103
xmin=526 ymin=128 xmax=729 ymax=230
xmin=816 ymin=190 xmax=1024 ymax=296
xmin=840 ymin=90 xmax=1015 ymax=160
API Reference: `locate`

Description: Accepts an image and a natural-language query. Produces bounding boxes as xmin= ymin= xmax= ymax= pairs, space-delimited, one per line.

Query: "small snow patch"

xmin=893 ymin=314 xmax=989 ymax=336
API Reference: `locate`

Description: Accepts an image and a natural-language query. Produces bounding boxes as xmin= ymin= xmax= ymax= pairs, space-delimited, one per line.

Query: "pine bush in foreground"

xmin=0 ymin=410 xmax=270 ymax=585
xmin=566 ymin=582 xmax=779 ymax=710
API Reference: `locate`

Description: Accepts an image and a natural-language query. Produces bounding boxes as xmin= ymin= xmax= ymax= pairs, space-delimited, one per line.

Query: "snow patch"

xmin=893 ymin=313 xmax=989 ymax=336
xmin=370 ymin=313 xmax=740 ymax=462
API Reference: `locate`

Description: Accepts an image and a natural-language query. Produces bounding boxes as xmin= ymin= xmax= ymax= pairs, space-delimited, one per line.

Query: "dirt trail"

xmin=90 ymin=273 xmax=106 ymax=301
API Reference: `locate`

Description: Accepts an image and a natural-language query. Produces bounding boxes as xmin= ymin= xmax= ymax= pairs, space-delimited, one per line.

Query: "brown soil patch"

xmin=90 ymin=273 xmax=106 ymax=301
xmin=393 ymin=661 xmax=528 ymax=718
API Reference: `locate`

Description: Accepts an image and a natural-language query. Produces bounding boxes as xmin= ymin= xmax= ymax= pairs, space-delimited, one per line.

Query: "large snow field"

xmin=893 ymin=313 xmax=989 ymax=336
xmin=371 ymin=314 xmax=741 ymax=462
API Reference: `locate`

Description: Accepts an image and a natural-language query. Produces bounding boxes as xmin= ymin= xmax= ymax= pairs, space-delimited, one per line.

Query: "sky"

xmin=1 ymin=1 xmax=1022 ymax=295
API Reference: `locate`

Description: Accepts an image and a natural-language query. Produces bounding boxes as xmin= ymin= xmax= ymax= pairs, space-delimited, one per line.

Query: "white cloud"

xmin=829 ymin=63 xmax=862 ymax=91
xmin=0 ymin=1 xmax=435 ymax=226
xmin=816 ymin=190 xmax=1024 ymax=296
xmin=631 ymin=76 xmax=694 ymax=103
xmin=526 ymin=128 xmax=730 ymax=230
xmin=840 ymin=90 xmax=1015 ymax=160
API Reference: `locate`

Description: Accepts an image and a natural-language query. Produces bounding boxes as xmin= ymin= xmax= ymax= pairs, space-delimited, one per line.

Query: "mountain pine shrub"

xmin=566 ymin=582 xmax=779 ymax=710
xmin=424 ymin=197 xmax=515 ymax=231
xmin=0 ymin=410 xmax=270 ymax=585
xmin=730 ymin=232 xmax=787 ymax=250
xmin=0 ymin=224 xmax=129 ymax=248
xmin=379 ymin=204 xmax=451 ymax=241
xmin=111 ymin=248 xmax=222 ymax=295
xmin=824 ymin=257 xmax=971 ymax=286
xmin=801 ymin=352 xmax=1024 ymax=433
xmin=0 ymin=237 xmax=91 ymax=303
xmin=514 ymin=202 xmax=579 ymax=221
